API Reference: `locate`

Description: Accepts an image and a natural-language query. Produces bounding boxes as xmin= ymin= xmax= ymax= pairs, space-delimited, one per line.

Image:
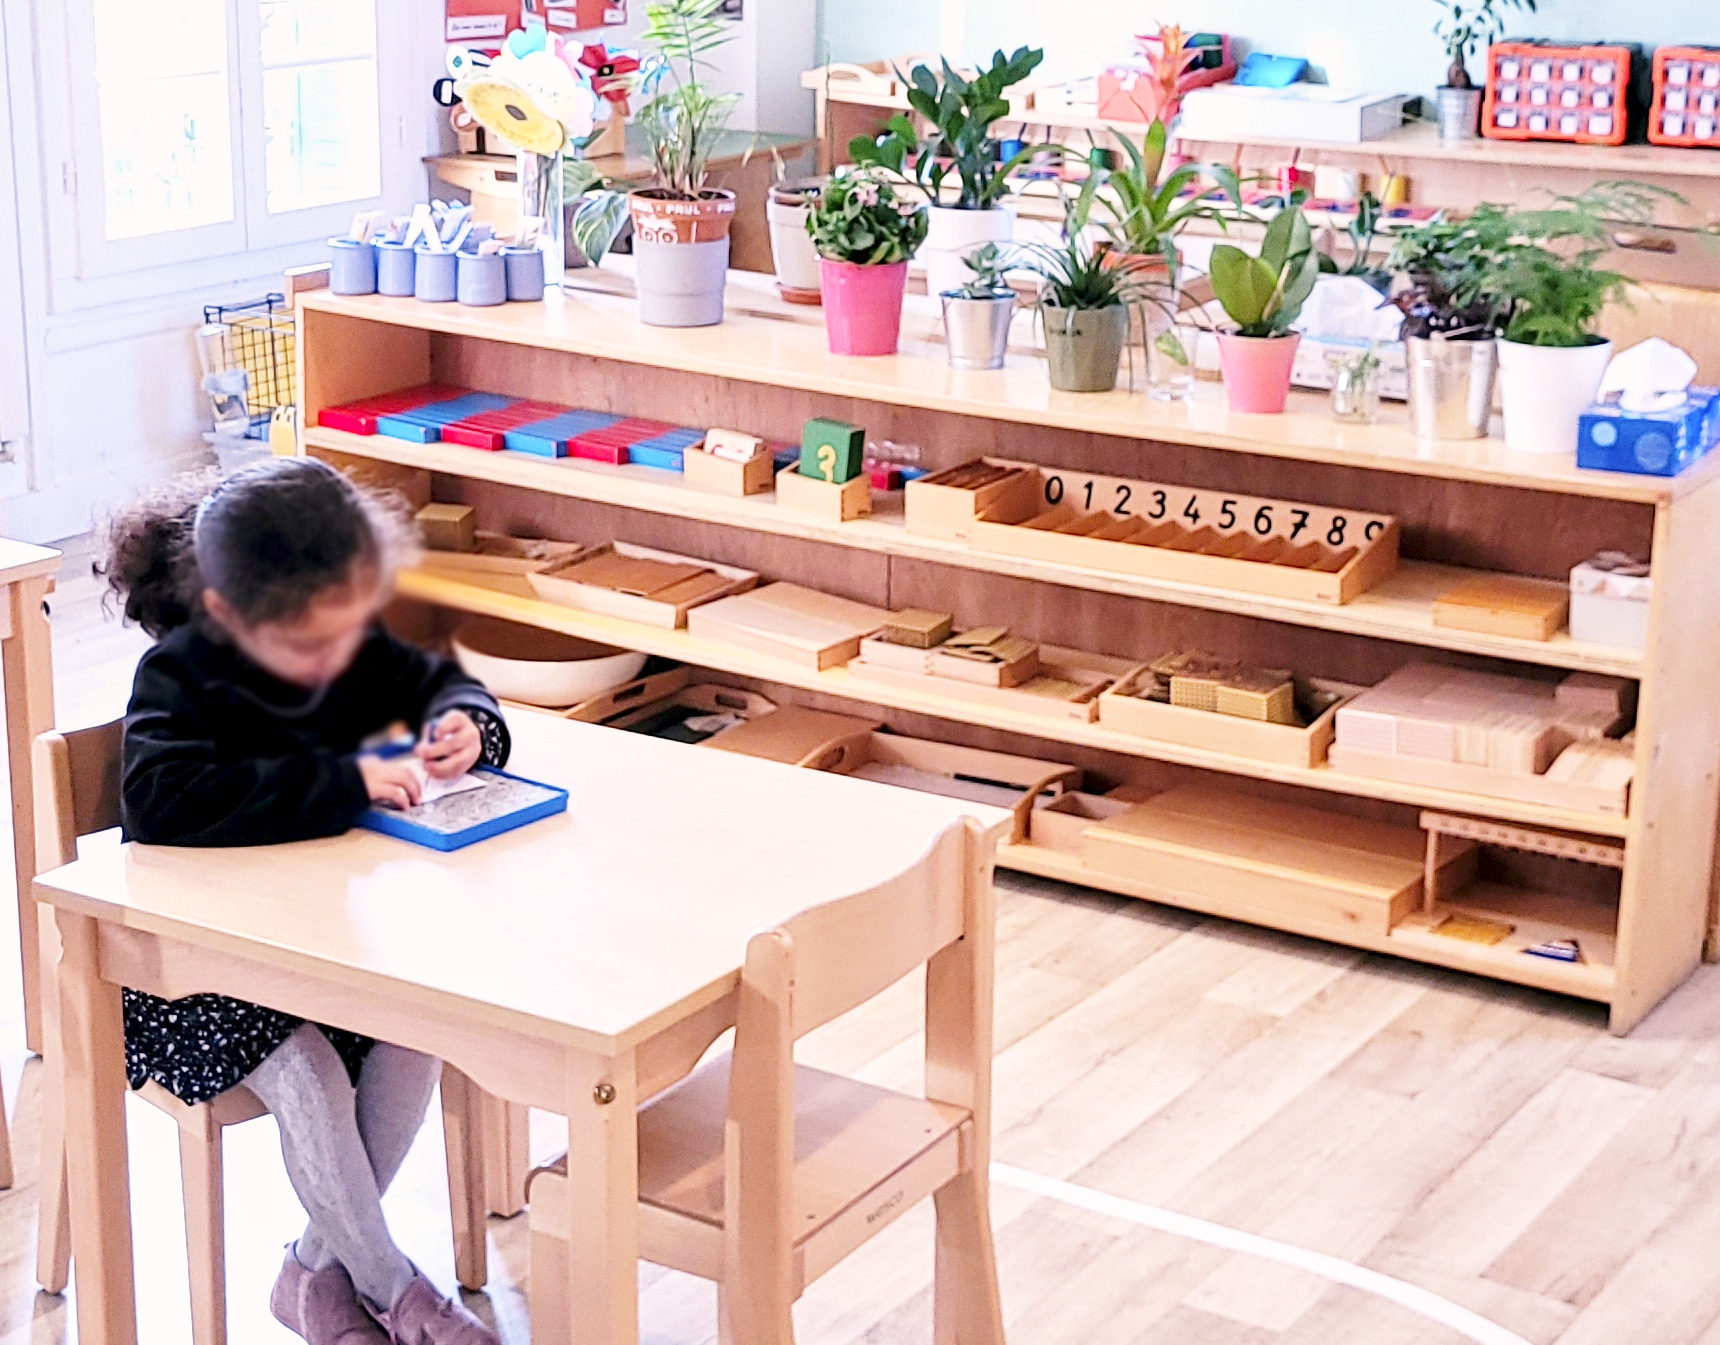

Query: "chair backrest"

xmin=34 ymin=720 xmax=124 ymax=873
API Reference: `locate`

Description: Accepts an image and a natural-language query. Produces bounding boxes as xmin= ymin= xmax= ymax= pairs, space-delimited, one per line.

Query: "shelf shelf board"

xmin=997 ymin=841 xmax=1616 ymax=1002
xmin=397 ymin=566 xmax=1633 ymax=839
xmin=311 ymin=426 xmax=1644 ymax=678
xmin=297 ymin=281 xmax=1701 ymax=506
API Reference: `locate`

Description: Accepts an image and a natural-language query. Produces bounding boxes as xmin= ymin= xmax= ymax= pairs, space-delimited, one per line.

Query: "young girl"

xmin=107 ymin=458 xmax=507 ymax=1345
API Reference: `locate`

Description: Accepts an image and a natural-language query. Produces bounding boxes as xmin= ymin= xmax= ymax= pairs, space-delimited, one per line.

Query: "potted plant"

xmin=806 ymin=168 xmax=929 ymax=356
xmin=1208 ymin=205 xmax=1321 ymax=414
xmin=1387 ymin=205 xmax=1516 ymax=438
xmin=1484 ymin=183 xmax=1673 ymax=456
xmin=1016 ymin=202 xmax=1156 ymax=393
xmin=1431 ymin=0 xmax=1538 ymax=140
xmin=767 ymin=178 xmax=824 ymax=303
xmin=941 ymin=244 xmax=1016 ymax=370
xmin=625 ymin=0 xmax=741 ymax=327
xmin=849 ymin=47 xmax=1045 ymax=301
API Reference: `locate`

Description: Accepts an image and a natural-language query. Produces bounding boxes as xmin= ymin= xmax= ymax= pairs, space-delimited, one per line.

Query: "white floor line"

xmin=991 ymin=1163 xmax=1533 ymax=1345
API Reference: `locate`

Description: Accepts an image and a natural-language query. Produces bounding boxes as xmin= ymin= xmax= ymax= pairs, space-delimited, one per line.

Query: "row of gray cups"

xmin=328 ymin=236 xmax=545 ymax=306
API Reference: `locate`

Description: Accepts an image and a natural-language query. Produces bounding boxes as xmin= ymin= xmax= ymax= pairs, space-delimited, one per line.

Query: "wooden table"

xmin=35 ymin=713 xmax=1008 ymax=1345
xmin=1 ymin=538 xmax=59 ymax=1052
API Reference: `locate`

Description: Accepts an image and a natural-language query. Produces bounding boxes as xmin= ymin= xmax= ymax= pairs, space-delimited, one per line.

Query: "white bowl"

xmin=451 ymin=617 xmax=647 ymax=708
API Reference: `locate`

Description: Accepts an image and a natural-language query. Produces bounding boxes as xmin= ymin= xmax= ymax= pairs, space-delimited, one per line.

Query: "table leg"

xmin=5 ymin=576 xmax=54 ymax=1053
xmin=562 ymin=1046 xmax=639 ymax=1345
xmin=58 ymin=910 xmax=137 ymax=1345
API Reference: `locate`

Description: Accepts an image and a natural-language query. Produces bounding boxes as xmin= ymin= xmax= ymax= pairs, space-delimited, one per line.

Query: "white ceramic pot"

xmin=451 ymin=617 xmax=646 ymax=708
xmin=1497 ymin=338 xmax=1613 ymax=456
xmin=922 ymin=205 xmax=1016 ymax=301
xmin=766 ymin=196 xmax=823 ymax=300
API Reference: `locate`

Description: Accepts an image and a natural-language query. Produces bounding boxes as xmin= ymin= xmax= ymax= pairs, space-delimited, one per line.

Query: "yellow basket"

xmin=203 ymin=295 xmax=295 ymax=439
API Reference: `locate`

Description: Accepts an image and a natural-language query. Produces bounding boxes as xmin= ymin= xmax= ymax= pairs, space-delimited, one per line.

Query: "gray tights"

xmin=244 ymin=1023 xmax=439 ymax=1311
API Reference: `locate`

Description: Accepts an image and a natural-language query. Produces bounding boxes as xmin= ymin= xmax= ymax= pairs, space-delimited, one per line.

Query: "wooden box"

xmin=800 ymin=417 xmax=867 ymax=483
xmin=848 ymin=644 xmax=1137 ymax=723
xmin=527 ymin=542 xmax=758 ymax=629
xmin=775 ymin=465 xmax=872 ymax=522
xmin=966 ymin=467 xmax=1399 ymax=605
xmin=1433 ymin=576 xmax=1570 ymax=642
xmin=419 ymin=532 xmax=589 ymax=578
xmin=1097 ymin=670 xmax=1358 ymax=768
xmin=418 ymin=502 xmax=476 ymax=552
xmin=904 ymin=458 xmax=1041 ymax=540
xmin=604 ymin=682 xmax=780 ymax=743
xmin=700 ymin=704 xmax=884 ymax=764
xmin=929 ymin=629 xmax=1040 ymax=687
xmin=1329 ymin=744 xmax=1632 ymax=817
xmin=1082 ymin=784 xmax=1427 ymax=936
xmin=794 ymin=727 xmax=1082 ymax=821
xmin=683 ymin=444 xmax=775 ymax=496
xmin=686 ymin=583 xmax=891 ymax=669
xmin=1027 ymin=791 xmax=1134 ymax=855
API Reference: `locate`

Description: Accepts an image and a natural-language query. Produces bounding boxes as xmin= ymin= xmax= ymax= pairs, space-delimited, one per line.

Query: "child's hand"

xmin=360 ymin=756 xmax=424 ymax=810
xmin=416 ymin=710 xmax=482 ymax=780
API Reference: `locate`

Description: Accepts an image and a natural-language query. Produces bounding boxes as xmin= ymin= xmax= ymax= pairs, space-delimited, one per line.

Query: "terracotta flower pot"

xmin=820 ymin=259 xmax=909 ymax=356
xmin=1217 ymin=332 xmax=1302 ymax=414
xmin=627 ymin=189 xmax=737 ymax=328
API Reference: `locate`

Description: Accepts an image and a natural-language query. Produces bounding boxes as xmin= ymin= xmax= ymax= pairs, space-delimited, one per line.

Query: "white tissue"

xmin=1600 ymin=337 xmax=1698 ymax=414
xmin=1293 ymin=276 xmax=1404 ymax=343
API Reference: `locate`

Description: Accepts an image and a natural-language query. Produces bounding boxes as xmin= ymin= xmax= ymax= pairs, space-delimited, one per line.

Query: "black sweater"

xmin=121 ymin=624 xmax=509 ymax=847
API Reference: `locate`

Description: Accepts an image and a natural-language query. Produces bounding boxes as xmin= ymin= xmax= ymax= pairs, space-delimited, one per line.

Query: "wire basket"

xmin=202 ymin=294 xmax=296 ymax=440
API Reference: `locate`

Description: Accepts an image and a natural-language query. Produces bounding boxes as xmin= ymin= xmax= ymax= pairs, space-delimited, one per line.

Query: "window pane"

xmin=93 ymin=0 xmax=235 ymax=240
xmin=263 ymin=62 xmax=381 ymax=214
xmin=260 ymin=0 xmax=381 ymax=216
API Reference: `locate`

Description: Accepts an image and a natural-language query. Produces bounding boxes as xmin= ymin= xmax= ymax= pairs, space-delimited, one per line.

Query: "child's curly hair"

xmin=103 ymin=458 xmax=417 ymax=639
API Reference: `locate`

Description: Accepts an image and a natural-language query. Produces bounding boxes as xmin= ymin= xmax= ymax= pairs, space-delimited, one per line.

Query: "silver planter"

xmin=942 ymin=293 xmax=1015 ymax=370
xmin=1406 ymin=335 xmax=1498 ymax=440
xmin=1437 ymin=86 xmax=1483 ymax=140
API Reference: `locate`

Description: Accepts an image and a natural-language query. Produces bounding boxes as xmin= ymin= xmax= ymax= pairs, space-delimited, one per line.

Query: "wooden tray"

xmin=685 ymin=583 xmax=891 ymax=670
xmin=1098 ymin=671 xmax=1360 ymax=768
xmin=904 ymin=458 xmax=1042 ymax=539
xmin=607 ymin=682 xmax=781 ymax=742
xmin=848 ymin=644 xmax=1136 ymax=723
xmin=420 ymin=532 xmax=590 ymax=577
xmin=700 ymin=704 xmax=884 ymax=764
xmin=1027 ymin=791 xmax=1134 ymax=855
xmin=1329 ymin=743 xmax=1631 ymax=818
xmin=967 ymin=467 xmax=1399 ymax=605
xmin=1082 ymin=783 xmax=1427 ymax=936
xmin=527 ymin=542 xmax=758 ymax=629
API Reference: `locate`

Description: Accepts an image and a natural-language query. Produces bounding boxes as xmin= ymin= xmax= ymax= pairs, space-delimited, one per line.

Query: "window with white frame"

xmin=71 ymin=0 xmax=403 ymax=276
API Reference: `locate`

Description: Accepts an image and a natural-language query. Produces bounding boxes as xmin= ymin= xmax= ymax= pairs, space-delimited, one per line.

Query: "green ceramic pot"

xmin=1043 ymin=306 xmax=1128 ymax=393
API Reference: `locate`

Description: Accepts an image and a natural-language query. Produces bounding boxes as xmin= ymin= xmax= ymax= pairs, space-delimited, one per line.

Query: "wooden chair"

xmin=526 ymin=817 xmax=1004 ymax=1345
xmin=32 ymin=722 xmax=495 ymax=1344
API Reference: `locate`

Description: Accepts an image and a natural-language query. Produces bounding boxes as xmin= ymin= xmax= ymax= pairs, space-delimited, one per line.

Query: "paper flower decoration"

xmin=459 ymin=76 xmax=567 ymax=156
xmin=579 ymin=44 xmax=641 ymax=109
xmin=454 ymin=24 xmax=600 ymax=156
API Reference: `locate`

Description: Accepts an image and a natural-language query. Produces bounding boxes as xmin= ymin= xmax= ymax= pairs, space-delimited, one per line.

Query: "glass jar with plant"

xmin=806 ymin=168 xmax=929 ymax=357
xmin=1483 ymin=182 xmax=1675 ymax=455
xmin=1431 ymin=0 xmax=1539 ymax=139
xmin=624 ymin=0 xmax=742 ymax=327
xmin=1207 ymin=205 xmax=1320 ymax=414
xmin=848 ymin=47 xmax=1045 ymax=299
xmin=940 ymin=244 xmax=1017 ymax=370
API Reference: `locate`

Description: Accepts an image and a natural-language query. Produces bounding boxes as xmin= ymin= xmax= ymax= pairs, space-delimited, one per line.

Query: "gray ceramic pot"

xmin=942 ymin=293 xmax=1015 ymax=370
xmin=1043 ymin=306 xmax=1128 ymax=393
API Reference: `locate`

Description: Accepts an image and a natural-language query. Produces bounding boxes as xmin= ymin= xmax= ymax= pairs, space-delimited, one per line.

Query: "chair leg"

xmin=439 ymin=1065 xmax=488 ymax=1292
xmin=528 ymin=1219 xmax=569 ymax=1345
xmin=932 ymin=1171 xmax=1005 ymax=1345
xmin=35 ymin=911 xmax=71 ymax=1294
xmin=480 ymin=1093 xmax=530 ymax=1218
xmin=177 ymin=1120 xmax=228 ymax=1345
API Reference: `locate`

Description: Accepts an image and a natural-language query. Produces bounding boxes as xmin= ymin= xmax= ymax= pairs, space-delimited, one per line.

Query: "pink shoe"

xmin=271 ymin=1249 xmax=390 ymax=1344
xmin=379 ymin=1273 xmax=500 ymax=1345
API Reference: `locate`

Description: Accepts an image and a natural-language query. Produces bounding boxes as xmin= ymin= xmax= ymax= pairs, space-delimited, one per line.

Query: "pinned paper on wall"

xmin=446 ymin=0 xmax=519 ymax=42
xmin=531 ymin=0 xmax=629 ymax=33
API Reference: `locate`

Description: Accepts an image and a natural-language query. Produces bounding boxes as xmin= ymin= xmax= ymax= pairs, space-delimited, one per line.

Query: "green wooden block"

xmin=800 ymin=418 xmax=866 ymax=484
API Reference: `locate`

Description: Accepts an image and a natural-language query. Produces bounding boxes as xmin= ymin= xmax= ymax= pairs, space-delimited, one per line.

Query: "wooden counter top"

xmin=298 ymin=272 xmax=1698 ymax=506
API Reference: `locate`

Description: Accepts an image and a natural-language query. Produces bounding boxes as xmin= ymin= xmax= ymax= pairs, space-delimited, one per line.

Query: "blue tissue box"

xmin=1578 ymin=387 xmax=1720 ymax=477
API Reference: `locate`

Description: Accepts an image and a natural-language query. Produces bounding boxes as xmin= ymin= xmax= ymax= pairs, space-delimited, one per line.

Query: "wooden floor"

xmin=0 ymin=537 xmax=1713 ymax=1344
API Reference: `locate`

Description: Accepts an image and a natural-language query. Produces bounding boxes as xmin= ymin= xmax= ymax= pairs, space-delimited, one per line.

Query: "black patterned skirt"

xmin=122 ymin=990 xmax=373 ymax=1105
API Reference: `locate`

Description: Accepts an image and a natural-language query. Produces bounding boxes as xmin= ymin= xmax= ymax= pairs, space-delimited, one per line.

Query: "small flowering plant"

xmin=806 ymin=168 xmax=929 ymax=266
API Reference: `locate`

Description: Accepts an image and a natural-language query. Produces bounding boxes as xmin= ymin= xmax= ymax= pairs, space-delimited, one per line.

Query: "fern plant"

xmin=627 ymin=0 xmax=741 ymax=199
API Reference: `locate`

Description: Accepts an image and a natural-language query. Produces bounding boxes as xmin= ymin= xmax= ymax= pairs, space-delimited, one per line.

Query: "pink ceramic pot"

xmin=821 ymin=259 xmax=908 ymax=356
xmin=1217 ymin=332 xmax=1302 ymax=414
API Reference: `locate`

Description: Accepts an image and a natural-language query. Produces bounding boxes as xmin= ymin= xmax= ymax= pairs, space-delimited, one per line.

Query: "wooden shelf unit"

xmin=296 ymin=280 xmax=1720 ymax=1033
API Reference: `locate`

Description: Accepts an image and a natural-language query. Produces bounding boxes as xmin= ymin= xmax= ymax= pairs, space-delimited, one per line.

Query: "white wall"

xmin=830 ymin=1 xmax=1720 ymax=102
xmin=0 ymin=0 xmax=448 ymax=545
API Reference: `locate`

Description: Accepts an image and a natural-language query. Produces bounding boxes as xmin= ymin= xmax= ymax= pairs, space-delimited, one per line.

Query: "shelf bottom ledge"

xmin=997 ymin=842 xmax=1616 ymax=1005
